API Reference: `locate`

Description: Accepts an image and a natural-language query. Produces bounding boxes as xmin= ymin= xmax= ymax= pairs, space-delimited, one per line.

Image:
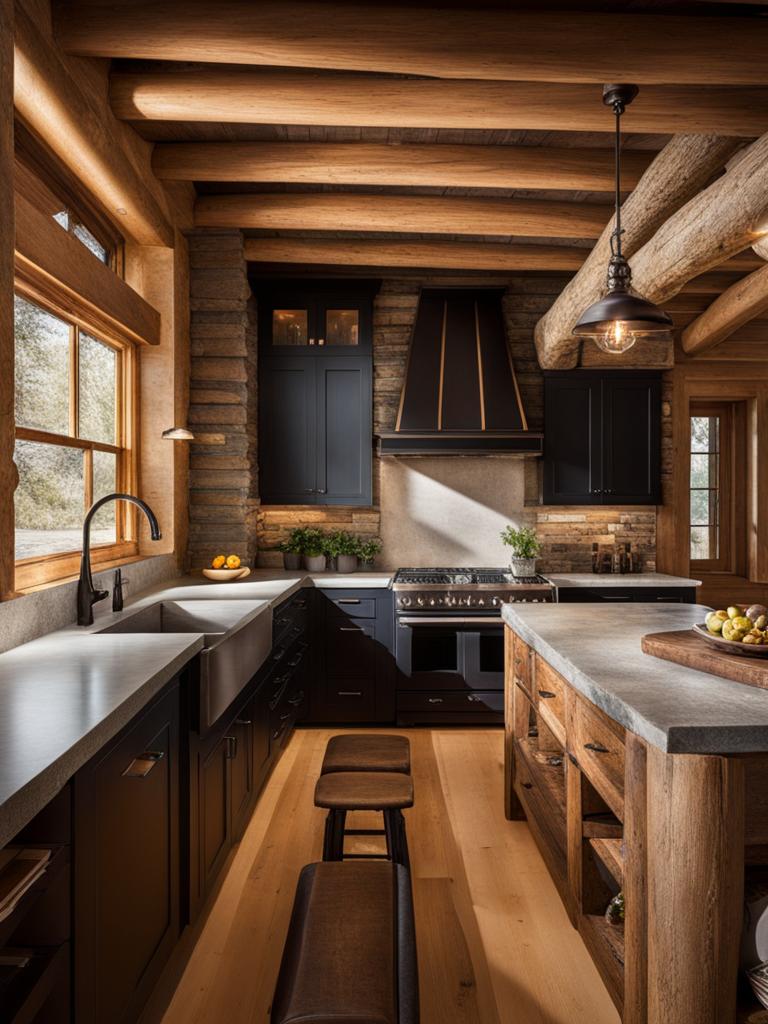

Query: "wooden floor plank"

xmin=147 ymin=727 xmax=619 ymax=1024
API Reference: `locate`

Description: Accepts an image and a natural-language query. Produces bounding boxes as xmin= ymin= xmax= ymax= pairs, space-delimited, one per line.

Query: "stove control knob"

xmin=417 ymin=597 xmax=425 ymax=607
xmin=400 ymin=596 xmax=411 ymax=607
xmin=429 ymin=598 xmax=436 ymax=606
xmin=477 ymin=598 xmax=485 ymax=606
xmin=491 ymin=596 xmax=500 ymax=606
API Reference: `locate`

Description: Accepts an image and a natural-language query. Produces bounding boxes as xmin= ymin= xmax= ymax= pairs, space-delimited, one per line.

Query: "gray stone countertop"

xmin=502 ymin=602 xmax=768 ymax=754
xmin=548 ymin=572 xmax=701 ymax=588
xmin=0 ymin=568 xmax=393 ymax=847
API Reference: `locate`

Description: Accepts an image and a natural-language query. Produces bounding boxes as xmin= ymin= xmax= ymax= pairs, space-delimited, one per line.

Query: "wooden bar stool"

xmin=321 ymin=733 xmax=411 ymax=776
xmin=314 ymin=771 xmax=414 ymax=867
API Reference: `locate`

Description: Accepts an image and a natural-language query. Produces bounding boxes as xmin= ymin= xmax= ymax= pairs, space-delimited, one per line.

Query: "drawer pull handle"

xmin=337 ymin=599 xmax=361 ymax=605
xmin=235 ymin=719 xmax=252 ymax=726
xmin=467 ymin=694 xmax=481 ymax=702
xmin=427 ymin=697 xmax=444 ymax=704
xmin=339 ymin=626 xmax=364 ymax=632
xmin=584 ymin=741 xmax=609 ymax=754
xmin=538 ymin=689 xmax=556 ymax=699
xmin=338 ymin=690 xmax=363 ymax=697
xmin=122 ymin=750 xmax=164 ymax=777
xmin=288 ymin=691 xmax=305 ymax=706
xmin=224 ymin=735 xmax=238 ymax=759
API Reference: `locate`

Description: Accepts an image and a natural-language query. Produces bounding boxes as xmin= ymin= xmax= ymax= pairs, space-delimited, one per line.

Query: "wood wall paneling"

xmin=196 ymin=193 xmax=612 ymax=238
xmin=56 ymin=4 xmax=768 ymax=85
xmin=0 ymin=0 xmax=15 ymax=600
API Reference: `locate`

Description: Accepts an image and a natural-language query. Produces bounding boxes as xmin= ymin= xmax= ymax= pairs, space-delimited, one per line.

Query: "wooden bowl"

xmin=201 ymin=566 xmax=251 ymax=582
xmin=692 ymin=622 xmax=768 ymax=658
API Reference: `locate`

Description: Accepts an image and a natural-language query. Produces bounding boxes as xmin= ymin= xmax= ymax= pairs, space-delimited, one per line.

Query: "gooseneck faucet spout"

xmin=77 ymin=493 xmax=162 ymax=626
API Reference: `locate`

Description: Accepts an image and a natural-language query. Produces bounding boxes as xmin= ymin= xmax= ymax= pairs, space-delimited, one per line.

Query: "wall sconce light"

xmin=161 ymin=427 xmax=195 ymax=440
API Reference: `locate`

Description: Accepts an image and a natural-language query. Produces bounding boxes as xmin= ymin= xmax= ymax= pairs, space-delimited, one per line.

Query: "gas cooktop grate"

xmin=393 ymin=568 xmax=550 ymax=586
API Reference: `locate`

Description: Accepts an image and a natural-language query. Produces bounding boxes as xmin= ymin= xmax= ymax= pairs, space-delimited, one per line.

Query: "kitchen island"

xmin=502 ymin=602 xmax=768 ymax=1024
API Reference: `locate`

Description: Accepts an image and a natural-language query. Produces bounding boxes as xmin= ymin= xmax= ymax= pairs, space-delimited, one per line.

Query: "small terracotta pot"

xmin=336 ymin=554 xmax=358 ymax=573
xmin=303 ymin=554 xmax=327 ymax=572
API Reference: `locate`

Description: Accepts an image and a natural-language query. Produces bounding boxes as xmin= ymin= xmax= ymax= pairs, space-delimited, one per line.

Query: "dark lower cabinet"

xmin=74 ymin=683 xmax=180 ymax=1024
xmin=557 ymin=586 xmax=697 ymax=603
xmin=195 ymin=732 xmax=230 ymax=908
xmin=543 ymin=371 xmax=661 ymax=505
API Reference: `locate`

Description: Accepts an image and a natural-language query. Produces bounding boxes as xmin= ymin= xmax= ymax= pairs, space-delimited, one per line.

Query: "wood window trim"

xmin=13 ymin=292 xmax=139 ymax=590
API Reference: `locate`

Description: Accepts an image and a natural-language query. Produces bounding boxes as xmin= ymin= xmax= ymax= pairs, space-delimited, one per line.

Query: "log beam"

xmin=154 ymin=141 xmax=653 ymax=193
xmin=243 ymin=238 xmax=586 ymax=272
xmin=195 ymin=193 xmax=611 ymax=239
xmin=0 ymin=0 xmax=15 ymax=600
xmin=14 ymin=7 xmax=173 ymax=247
xmin=534 ymin=135 xmax=742 ymax=369
xmin=681 ymin=263 xmax=768 ymax=355
xmin=110 ymin=70 xmax=768 ymax=138
xmin=57 ymin=3 xmax=768 ymax=85
xmin=630 ymin=133 xmax=768 ymax=307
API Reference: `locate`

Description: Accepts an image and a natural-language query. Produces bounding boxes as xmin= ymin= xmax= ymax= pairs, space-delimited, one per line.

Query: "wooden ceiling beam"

xmin=195 ymin=193 xmax=611 ymax=239
xmin=153 ymin=141 xmax=653 ymax=193
xmin=681 ymin=263 xmax=768 ymax=356
xmin=57 ymin=2 xmax=768 ymax=85
xmin=243 ymin=237 xmax=586 ymax=272
xmin=14 ymin=8 xmax=173 ymax=247
xmin=534 ymin=135 xmax=743 ymax=369
xmin=110 ymin=70 xmax=768 ymax=138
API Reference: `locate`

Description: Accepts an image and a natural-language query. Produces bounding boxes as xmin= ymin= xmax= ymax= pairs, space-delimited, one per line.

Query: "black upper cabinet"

xmin=257 ymin=280 xmax=376 ymax=507
xmin=543 ymin=372 xmax=661 ymax=505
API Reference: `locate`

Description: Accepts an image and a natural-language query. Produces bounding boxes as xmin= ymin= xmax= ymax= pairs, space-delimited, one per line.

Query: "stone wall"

xmin=187 ymin=231 xmax=258 ymax=569
xmin=186 ymin=240 xmax=663 ymax=573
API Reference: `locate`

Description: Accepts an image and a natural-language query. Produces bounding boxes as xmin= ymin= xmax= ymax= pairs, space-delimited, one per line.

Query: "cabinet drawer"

xmin=327 ymin=596 xmax=376 ymax=618
xmin=273 ymin=593 xmax=310 ymax=642
xmin=326 ymin=618 xmax=377 ymax=677
xmin=513 ymin=634 xmax=532 ymax=695
xmin=398 ymin=690 xmax=503 ymax=714
xmin=534 ymin=657 xmax=567 ymax=743
xmin=322 ymin=679 xmax=377 ymax=721
xmin=568 ymin=694 xmax=625 ymax=819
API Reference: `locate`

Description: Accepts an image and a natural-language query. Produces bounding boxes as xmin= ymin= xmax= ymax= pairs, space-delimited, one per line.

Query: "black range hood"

xmin=378 ymin=288 xmax=542 ymax=456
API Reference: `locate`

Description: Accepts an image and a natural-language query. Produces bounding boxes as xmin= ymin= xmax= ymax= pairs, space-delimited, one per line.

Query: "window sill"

xmin=12 ymin=552 xmax=147 ymax=599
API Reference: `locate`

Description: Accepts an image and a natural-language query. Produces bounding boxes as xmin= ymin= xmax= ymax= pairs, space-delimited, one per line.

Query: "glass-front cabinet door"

xmin=271 ymin=308 xmax=309 ymax=346
xmin=257 ymin=282 xmax=375 ymax=353
xmin=318 ymin=304 xmax=361 ymax=347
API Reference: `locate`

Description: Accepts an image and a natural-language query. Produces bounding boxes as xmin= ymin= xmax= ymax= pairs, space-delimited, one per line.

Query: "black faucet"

xmin=77 ymin=493 xmax=162 ymax=626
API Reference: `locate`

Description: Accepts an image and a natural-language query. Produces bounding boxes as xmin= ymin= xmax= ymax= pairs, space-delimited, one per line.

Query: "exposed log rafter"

xmin=682 ymin=263 xmax=768 ymax=356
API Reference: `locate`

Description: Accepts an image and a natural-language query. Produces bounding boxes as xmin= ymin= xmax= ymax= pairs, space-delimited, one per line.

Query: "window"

xmin=13 ymin=294 xmax=136 ymax=586
xmin=52 ymin=210 xmax=110 ymax=265
xmin=689 ymin=401 xmax=745 ymax=574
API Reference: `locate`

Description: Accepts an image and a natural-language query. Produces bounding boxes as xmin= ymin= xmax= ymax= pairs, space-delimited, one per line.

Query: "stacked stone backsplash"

xmin=186 ymin=240 xmax=661 ymax=572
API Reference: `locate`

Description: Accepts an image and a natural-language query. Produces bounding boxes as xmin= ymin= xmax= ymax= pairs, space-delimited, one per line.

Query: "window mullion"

xmin=84 ymin=446 xmax=93 ymax=513
xmin=69 ymin=325 xmax=79 ymax=439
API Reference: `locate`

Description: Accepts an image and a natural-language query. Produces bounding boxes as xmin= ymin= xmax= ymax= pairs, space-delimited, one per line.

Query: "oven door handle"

xmin=397 ymin=616 xmax=502 ymax=625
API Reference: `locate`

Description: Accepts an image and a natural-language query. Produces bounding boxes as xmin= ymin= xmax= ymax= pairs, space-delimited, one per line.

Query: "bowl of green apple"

xmin=693 ymin=604 xmax=768 ymax=657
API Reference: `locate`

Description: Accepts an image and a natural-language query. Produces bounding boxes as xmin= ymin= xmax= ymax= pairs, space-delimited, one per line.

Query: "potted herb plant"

xmin=356 ymin=537 xmax=382 ymax=572
xmin=279 ymin=527 xmax=305 ymax=570
xmin=334 ymin=530 xmax=359 ymax=574
xmin=500 ymin=525 xmax=542 ymax=577
xmin=321 ymin=530 xmax=341 ymax=572
xmin=301 ymin=527 xmax=327 ymax=573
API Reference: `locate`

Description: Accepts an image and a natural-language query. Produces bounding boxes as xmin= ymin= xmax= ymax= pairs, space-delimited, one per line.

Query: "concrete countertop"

xmin=548 ymin=572 xmax=701 ymax=588
xmin=502 ymin=602 xmax=768 ymax=755
xmin=0 ymin=568 xmax=392 ymax=847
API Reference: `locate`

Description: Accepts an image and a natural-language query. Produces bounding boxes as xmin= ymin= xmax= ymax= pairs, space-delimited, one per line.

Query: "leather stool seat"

xmin=271 ymin=861 xmax=419 ymax=1024
xmin=321 ymin=734 xmax=411 ymax=775
xmin=315 ymin=771 xmax=414 ymax=811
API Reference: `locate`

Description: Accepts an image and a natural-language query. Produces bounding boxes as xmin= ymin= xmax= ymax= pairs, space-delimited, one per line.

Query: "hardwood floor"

xmin=146 ymin=727 xmax=619 ymax=1024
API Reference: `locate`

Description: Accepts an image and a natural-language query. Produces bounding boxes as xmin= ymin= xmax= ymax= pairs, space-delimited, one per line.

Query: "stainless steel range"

xmin=391 ymin=568 xmax=555 ymax=726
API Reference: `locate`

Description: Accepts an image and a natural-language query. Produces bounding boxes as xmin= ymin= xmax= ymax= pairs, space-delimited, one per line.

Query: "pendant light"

xmin=573 ymin=84 xmax=672 ymax=354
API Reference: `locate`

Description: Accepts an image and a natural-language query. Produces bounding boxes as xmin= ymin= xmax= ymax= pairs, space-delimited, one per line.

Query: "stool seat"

xmin=315 ymin=771 xmax=414 ymax=811
xmin=321 ymin=734 xmax=411 ymax=775
xmin=271 ymin=861 xmax=419 ymax=1024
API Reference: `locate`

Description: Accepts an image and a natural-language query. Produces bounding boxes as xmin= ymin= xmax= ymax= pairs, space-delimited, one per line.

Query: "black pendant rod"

xmin=613 ymin=98 xmax=623 ymax=259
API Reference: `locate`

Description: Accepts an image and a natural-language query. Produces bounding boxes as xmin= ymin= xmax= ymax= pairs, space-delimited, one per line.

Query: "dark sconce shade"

xmin=161 ymin=426 xmax=195 ymax=440
xmin=573 ymin=84 xmax=672 ymax=355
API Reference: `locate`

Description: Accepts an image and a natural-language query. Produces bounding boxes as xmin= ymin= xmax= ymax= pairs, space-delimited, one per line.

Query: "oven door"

xmin=395 ymin=615 xmax=504 ymax=690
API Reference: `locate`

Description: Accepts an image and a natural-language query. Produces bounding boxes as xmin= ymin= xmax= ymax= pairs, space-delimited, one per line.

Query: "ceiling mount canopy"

xmin=573 ymin=83 xmax=673 ymax=355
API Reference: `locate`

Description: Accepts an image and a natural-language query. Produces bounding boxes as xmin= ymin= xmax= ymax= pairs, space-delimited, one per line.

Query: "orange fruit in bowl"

xmin=226 ymin=554 xmax=241 ymax=569
xmin=211 ymin=554 xmax=226 ymax=569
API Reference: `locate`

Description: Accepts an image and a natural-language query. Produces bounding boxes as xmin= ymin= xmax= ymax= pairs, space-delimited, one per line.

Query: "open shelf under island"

xmin=503 ymin=602 xmax=768 ymax=1024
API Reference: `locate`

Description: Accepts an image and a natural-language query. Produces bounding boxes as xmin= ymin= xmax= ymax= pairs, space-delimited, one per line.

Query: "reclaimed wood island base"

xmin=503 ymin=603 xmax=768 ymax=1024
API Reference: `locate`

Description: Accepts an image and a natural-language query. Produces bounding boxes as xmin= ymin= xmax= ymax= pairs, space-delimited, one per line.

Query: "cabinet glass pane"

xmin=272 ymin=310 xmax=308 ymax=346
xmin=324 ymin=309 xmax=359 ymax=346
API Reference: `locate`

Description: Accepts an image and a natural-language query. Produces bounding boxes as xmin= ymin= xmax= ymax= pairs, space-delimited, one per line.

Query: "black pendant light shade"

xmin=573 ymin=85 xmax=672 ymax=354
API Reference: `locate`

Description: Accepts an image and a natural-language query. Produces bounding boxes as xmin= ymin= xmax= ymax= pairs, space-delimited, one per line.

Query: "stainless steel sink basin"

xmin=98 ymin=600 xmax=273 ymax=730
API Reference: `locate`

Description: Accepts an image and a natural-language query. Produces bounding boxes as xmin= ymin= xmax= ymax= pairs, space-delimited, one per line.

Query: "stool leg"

xmin=383 ymin=808 xmax=394 ymax=861
xmin=322 ymin=811 xmax=335 ymax=861
xmin=395 ymin=809 xmax=410 ymax=869
xmin=332 ymin=809 xmax=347 ymax=861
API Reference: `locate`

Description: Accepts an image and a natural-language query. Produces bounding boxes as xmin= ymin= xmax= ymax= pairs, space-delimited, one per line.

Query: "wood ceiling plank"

xmin=57 ymin=2 xmax=768 ymax=85
xmin=682 ymin=263 xmax=768 ymax=355
xmin=534 ymin=135 xmax=743 ymax=369
xmin=195 ymin=193 xmax=611 ymax=238
xmin=243 ymin=238 xmax=585 ymax=272
xmin=153 ymin=141 xmax=653 ymax=192
xmin=110 ymin=70 xmax=768 ymax=137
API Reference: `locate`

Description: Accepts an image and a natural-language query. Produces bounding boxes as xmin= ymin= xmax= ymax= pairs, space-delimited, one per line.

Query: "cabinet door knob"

xmin=122 ymin=750 xmax=165 ymax=778
xmin=584 ymin=741 xmax=609 ymax=754
xmin=427 ymin=697 xmax=444 ymax=704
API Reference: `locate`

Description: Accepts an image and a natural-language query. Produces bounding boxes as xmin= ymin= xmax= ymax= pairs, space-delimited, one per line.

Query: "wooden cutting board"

xmin=641 ymin=630 xmax=768 ymax=691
